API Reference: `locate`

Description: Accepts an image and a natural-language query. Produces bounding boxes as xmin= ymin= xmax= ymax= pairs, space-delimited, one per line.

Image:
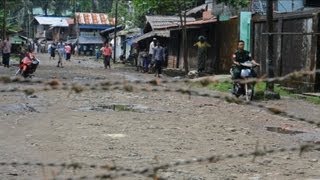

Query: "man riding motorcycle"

xmin=231 ymin=40 xmax=260 ymax=94
xmin=17 ymin=49 xmax=39 ymax=78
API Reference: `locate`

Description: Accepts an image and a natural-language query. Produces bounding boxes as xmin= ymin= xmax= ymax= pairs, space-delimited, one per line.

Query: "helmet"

xmin=198 ymin=36 xmax=206 ymax=41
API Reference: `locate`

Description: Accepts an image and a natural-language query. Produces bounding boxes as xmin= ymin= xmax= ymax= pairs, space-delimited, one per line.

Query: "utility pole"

xmin=182 ymin=0 xmax=188 ymax=73
xmin=265 ymin=0 xmax=280 ymax=99
xmin=113 ymin=0 xmax=118 ymax=63
xmin=178 ymin=0 xmax=189 ymax=73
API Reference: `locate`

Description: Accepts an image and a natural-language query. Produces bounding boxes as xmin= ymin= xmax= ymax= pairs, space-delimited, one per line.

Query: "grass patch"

xmin=304 ymin=96 xmax=320 ymax=105
xmin=191 ymin=80 xmax=320 ymax=105
xmin=206 ymin=81 xmax=232 ymax=92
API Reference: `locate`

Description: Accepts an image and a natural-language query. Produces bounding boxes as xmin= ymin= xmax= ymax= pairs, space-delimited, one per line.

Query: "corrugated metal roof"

xmin=186 ymin=3 xmax=238 ymax=17
xmin=34 ymin=16 xmax=72 ymax=26
xmin=132 ymin=30 xmax=170 ymax=43
xmin=145 ymin=16 xmax=195 ymax=30
xmin=186 ymin=4 xmax=208 ymax=16
xmin=75 ymin=12 xmax=115 ymax=25
xmin=66 ymin=19 xmax=75 ymax=25
xmin=186 ymin=18 xmax=217 ymax=25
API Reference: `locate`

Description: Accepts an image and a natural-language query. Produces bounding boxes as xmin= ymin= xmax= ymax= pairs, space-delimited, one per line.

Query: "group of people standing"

xmin=48 ymin=42 xmax=72 ymax=68
xmin=135 ymin=36 xmax=211 ymax=78
xmin=136 ymin=38 xmax=167 ymax=78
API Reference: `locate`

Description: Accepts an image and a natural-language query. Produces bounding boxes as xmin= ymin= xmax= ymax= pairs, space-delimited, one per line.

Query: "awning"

xmin=66 ymin=38 xmax=78 ymax=44
xmin=100 ymin=25 xmax=124 ymax=34
xmin=79 ymin=24 xmax=113 ymax=30
xmin=132 ymin=30 xmax=170 ymax=43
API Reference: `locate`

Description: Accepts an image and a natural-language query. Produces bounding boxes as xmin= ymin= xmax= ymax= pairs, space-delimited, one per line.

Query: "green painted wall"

xmin=240 ymin=12 xmax=251 ymax=51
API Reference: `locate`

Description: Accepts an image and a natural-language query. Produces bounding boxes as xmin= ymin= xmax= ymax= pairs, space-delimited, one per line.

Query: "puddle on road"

xmin=0 ymin=103 xmax=38 ymax=114
xmin=266 ymin=126 xmax=320 ymax=147
xmin=76 ymin=103 xmax=173 ymax=114
xmin=96 ymin=104 xmax=137 ymax=112
xmin=266 ymin=126 xmax=305 ymax=135
xmin=78 ymin=104 xmax=153 ymax=113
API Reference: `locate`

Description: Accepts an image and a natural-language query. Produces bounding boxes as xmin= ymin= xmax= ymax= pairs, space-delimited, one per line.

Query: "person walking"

xmin=148 ymin=38 xmax=157 ymax=72
xmin=95 ymin=46 xmax=100 ymax=61
xmin=74 ymin=45 xmax=79 ymax=56
xmin=100 ymin=43 xmax=112 ymax=69
xmin=152 ymin=42 xmax=165 ymax=78
xmin=194 ymin=36 xmax=211 ymax=73
xmin=50 ymin=43 xmax=56 ymax=60
xmin=57 ymin=41 xmax=65 ymax=67
xmin=65 ymin=43 xmax=72 ymax=61
xmin=1 ymin=37 xmax=12 ymax=68
xmin=48 ymin=43 xmax=52 ymax=58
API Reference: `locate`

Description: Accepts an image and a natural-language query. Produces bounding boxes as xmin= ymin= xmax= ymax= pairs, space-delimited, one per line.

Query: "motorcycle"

xmin=231 ymin=61 xmax=257 ymax=101
xmin=16 ymin=54 xmax=40 ymax=78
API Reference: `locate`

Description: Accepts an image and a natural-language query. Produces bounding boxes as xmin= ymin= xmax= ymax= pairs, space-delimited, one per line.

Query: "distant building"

xmin=252 ymin=0 xmax=320 ymax=14
xmin=75 ymin=12 xmax=115 ymax=55
xmin=33 ymin=16 xmax=74 ymax=41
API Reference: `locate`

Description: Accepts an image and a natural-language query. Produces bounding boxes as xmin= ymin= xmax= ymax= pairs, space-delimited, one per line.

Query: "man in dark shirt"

xmin=153 ymin=42 xmax=165 ymax=78
xmin=231 ymin=40 xmax=259 ymax=79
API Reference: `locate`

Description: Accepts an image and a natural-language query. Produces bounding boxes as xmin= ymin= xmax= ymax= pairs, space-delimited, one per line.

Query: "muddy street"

xmin=0 ymin=54 xmax=320 ymax=180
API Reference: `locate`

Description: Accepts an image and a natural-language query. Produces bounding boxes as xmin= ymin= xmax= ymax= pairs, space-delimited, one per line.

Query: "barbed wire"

xmin=0 ymin=74 xmax=319 ymax=127
xmin=0 ymin=69 xmax=319 ymax=87
xmin=55 ymin=143 xmax=320 ymax=179
xmin=0 ymin=143 xmax=318 ymax=180
xmin=0 ymin=69 xmax=320 ymax=179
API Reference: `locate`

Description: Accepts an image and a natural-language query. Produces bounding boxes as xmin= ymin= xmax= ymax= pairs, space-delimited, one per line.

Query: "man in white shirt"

xmin=147 ymin=38 xmax=157 ymax=72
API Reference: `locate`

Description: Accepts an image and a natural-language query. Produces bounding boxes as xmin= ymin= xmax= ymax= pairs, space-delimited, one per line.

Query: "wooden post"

xmin=182 ymin=0 xmax=189 ymax=73
xmin=113 ymin=0 xmax=118 ymax=63
xmin=265 ymin=0 xmax=280 ymax=99
xmin=266 ymin=0 xmax=275 ymax=91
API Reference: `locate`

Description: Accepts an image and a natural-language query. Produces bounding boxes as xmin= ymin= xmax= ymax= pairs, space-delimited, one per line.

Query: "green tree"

xmin=111 ymin=0 xmax=134 ymax=28
xmin=217 ymin=0 xmax=250 ymax=8
xmin=1 ymin=0 xmax=27 ymax=38
xmin=72 ymin=0 xmax=113 ymax=13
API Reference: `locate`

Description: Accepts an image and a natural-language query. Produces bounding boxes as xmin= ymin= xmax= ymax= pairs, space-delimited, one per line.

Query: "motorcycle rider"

xmin=19 ymin=48 xmax=39 ymax=77
xmin=231 ymin=40 xmax=260 ymax=94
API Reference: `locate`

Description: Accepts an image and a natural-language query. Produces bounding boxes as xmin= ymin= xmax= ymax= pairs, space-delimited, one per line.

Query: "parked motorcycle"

xmin=232 ymin=61 xmax=257 ymax=101
xmin=16 ymin=54 xmax=40 ymax=78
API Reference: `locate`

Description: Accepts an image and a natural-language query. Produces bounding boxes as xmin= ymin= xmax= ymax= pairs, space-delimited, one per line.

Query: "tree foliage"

xmin=217 ymin=0 xmax=250 ymax=8
xmin=112 ymin=0 xmax=250 ymax=28
xmin=1 ymin=0 xmax=28 ymax=38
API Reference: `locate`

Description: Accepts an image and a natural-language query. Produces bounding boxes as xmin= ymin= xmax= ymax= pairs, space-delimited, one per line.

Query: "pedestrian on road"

xmin=48 ymin=43 xmax=52 ymax=57
xmin=95 ymin=46 xmax=100 ymax=61
xmin=34 ymin=43 xmax=38 ymax=54
xmin=57 ymin=41 xmax=65 ymax=67
xmin=1 ymin=37 xmax=12 ymax=68
xmin=50 ymin=43 xmax=56 ymax=60
xmin=194 ymin=36 xmax=211 ymax=73
xmin=152 ymin=42 xmax=165 ymax=78
xmin=100 ymin=43 xmax=112 ymax=69
xmin=148 ymin=38 xmax=157 ymax=72
xmin=65 ymin=43 xmax=72 ymax=61
xmin=74 ymin=45 xmax=78 ymax=56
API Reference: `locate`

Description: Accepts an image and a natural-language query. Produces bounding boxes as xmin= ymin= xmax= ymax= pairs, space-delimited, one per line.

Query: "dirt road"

xmin=0 ymin=54 xmax=319 ymax=180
